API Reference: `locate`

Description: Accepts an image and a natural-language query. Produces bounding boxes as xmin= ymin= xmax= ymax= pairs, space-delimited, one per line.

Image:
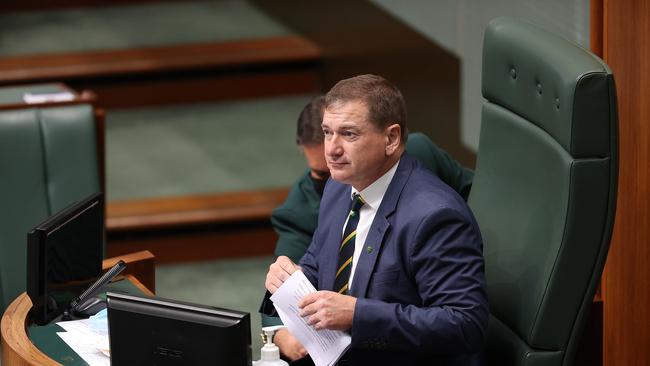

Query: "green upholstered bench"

xmin=0 ymin=84 xmax=103 ymax=313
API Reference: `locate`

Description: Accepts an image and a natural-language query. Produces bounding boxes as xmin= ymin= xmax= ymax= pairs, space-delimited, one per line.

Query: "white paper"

xmin=270 ymin=271 xmax=351 ymax=366
xmin=23 ymin=91 xmax=75 ymax=104
xmin=57 ymin=331 xmax=110 ymax=366
xmin=56 ymin=317 xmax=110 ymax=365
xmin=57 ymin=316 xmax=108 ymax=340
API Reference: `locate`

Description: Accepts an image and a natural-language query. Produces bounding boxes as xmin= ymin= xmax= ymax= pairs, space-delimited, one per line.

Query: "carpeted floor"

xmin=105 ymin=95 xmax=313 ymax=201
xmin=0 ymin=0 xmax=291 ymax=57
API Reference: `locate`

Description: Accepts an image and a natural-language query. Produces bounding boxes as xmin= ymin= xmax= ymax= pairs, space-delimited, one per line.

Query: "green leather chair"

xmin=0 ymin=84 xmax=101 ymax=314
xmin=468 ymin=18 xmax=618 ymax=366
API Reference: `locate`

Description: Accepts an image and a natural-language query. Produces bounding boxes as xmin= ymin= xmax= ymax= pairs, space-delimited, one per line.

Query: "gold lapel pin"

xmin=367 ymin=246 xmax=373 ymax=254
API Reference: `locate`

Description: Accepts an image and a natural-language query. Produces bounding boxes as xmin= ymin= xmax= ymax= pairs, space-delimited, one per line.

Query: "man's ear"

xmin=385 ymin=124 xmax=401 ymax=155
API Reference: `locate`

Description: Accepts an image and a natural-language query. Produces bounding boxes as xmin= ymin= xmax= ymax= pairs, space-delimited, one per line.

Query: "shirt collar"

xmin=351 ymin=159 xmax=400 ymax=211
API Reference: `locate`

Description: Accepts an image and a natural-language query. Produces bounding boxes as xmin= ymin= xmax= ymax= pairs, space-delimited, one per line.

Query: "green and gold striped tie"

xmin=334 ymin=193 xmax=365 ymax=294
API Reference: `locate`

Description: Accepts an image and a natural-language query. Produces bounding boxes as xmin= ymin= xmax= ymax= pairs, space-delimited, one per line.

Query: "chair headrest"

xmin=482 ymin=17 xmax=614 ymax=158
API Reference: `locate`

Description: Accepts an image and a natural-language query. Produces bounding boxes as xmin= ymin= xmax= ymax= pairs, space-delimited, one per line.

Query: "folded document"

xmin=270 ymin=271 xmax=351 ymax=366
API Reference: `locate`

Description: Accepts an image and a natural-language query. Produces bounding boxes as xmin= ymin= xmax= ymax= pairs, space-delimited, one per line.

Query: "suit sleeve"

xmin=351 ymin=208 xmax=488 ymax=355
xmin=297 ymin=223 xmax=322 ymax=289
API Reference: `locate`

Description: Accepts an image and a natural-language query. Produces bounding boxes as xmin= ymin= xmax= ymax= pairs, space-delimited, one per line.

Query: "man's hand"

xmin=274 ymin=328 xmax=307 ymax=361
xmin=265 ymin=256 xmax=300 ymax=294
xmin=299 ymin=291 xmax=357 ymax=331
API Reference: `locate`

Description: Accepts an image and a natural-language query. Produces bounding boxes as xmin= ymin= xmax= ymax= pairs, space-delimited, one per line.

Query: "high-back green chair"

xmin=468 ymin=18 xmax=618 ymax=366
xmin=0 ymin=84 xmax=102 ymax=314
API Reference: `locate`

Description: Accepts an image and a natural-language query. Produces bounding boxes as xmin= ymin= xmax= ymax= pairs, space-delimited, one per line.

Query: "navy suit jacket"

xmin=299 ymin=154 xmax=488 ymax=366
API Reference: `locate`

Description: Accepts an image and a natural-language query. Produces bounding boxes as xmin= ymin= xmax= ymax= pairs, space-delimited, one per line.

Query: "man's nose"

xmin=325 ymin=135 xmax=342 ymax=157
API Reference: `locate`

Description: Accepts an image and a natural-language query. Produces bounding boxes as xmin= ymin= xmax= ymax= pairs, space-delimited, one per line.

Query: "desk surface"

xmin=1 ymin=275 xmax=153 ymax=366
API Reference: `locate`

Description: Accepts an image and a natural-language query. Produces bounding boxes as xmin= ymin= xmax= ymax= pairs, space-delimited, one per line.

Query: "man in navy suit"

xmin=265 ymin=74 xmax=488 ymax=365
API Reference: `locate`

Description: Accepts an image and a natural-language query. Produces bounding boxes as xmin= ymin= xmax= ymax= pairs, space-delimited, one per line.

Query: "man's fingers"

xmin=274 ymin=328 xmax=307 ymax=361
xmin=277 ymin=256 xmax=299 ymax=274
xmin=265 ymin=268 xmax=288 ymax=293
xmin=268 ymin=265 xmax=286 ymax=281
xmin=296 ymin=291 xmax=356 ymax=331
xmin=265 ymin=256 xmax=300 ymax=293
xmin=298 ymin=347 xmax=307 ymax=357
xmin=299 ymin=301 xmax=319 ymax=317
xmin=298 ymin=291 xmax=320 ymax=308
xmin=264 ymin=276 xmax=282 ymax=293
xmin=308 ymin=314 xmax=328 ymax=330
xmin=308 ymin=315 xmax=319 ymax=327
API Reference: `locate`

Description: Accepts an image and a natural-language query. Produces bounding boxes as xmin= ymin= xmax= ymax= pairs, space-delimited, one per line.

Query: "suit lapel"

xmin=321 ymin=185 xmax=353 ymax=291
xmin=349 ymin=216 xmax=389 ymax=297
xmin=349 ymin=155 xmax=415 ymax=298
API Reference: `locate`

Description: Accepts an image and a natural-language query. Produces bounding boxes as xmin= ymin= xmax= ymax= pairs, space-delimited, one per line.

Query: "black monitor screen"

xmin=27 ymin=192 xmax=103 ymax=325
xmin=107 ymin=292 xmax=252 ymax=366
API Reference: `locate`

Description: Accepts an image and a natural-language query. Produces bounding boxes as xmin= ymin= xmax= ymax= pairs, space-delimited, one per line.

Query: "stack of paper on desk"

xmin=270 ymin=271 xmax=351 ymax=366
xmin=56 ymin=311 xmax=110 ymax=366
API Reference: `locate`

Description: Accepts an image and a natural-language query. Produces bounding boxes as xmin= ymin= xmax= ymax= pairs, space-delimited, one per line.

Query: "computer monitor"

xmin=27 ymin=192 xmax=104 ymax=325
xmin=107 ymin=292 xmax=252 ymax=366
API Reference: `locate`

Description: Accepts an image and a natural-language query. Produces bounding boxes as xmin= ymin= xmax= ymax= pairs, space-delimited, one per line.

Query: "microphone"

xmin=66 ymin=260 xmax=126 ymax=318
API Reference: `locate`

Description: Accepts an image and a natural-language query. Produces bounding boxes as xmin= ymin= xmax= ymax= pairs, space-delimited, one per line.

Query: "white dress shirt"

xmin=345 ymin=159 xmax=400 ymax=289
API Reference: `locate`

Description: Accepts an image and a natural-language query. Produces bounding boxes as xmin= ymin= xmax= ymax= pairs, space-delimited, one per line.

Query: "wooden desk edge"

xmin=123 ymin=274 xmax=154 ymax=297
xmin=1 ymin=275 xmax=153 ymax=366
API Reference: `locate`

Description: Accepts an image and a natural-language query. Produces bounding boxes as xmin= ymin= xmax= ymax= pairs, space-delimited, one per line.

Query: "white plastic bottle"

xmin=252 ymin=326 xmax=289 ymax=366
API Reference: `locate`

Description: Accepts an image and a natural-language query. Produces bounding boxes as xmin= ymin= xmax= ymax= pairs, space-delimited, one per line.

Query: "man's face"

xmin=322 ymin=101 xmax=395 ymax=191
xmin=302 ymin=143 xmax=330 ymax=180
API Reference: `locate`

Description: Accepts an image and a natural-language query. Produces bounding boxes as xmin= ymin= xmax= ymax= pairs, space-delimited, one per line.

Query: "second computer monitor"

xmin=107 ymin=292 xmax=252 ymax=366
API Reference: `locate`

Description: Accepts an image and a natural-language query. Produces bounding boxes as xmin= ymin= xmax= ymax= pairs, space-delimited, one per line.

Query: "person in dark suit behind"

xmin=263 ymin=95 xmax=475 ymax=361
xmin=263 ymin=74 xmax=488 ymax=365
